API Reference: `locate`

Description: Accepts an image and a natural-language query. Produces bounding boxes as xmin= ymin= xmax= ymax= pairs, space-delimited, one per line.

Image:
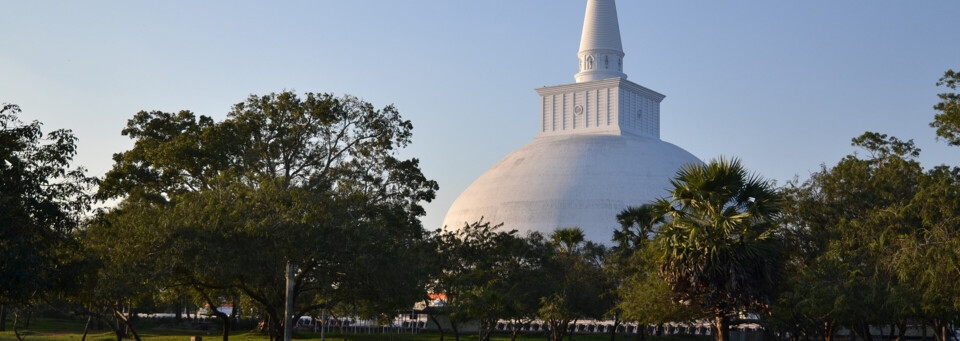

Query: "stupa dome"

xmin=442 ymin=134 xmax=699 ymax=243
xmin=441 ymin=0 xmax=700 ymax=243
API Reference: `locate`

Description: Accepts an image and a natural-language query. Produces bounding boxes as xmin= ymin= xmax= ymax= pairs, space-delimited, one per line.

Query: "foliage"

xmin=539 ymin=228 xmax=614 ymax=341
xmin=0 ymin=103 xmax=94 ymax=336
xmin=654 ymin=157 xmax=784 ymax=341
xmin=930 ymin=70 xmax=960 ymax=145
xmin=91 ymin=92 xmax=437 ymax=341
xmin=617 ymin=245 xmax=695 ymax=334
xmin=771 ymin=132 xmax=926 ymax=341
xmin=614 ymin=204 xmax=694 ymax=341
xmin=428 ymin=221 xmax=553 ymax=341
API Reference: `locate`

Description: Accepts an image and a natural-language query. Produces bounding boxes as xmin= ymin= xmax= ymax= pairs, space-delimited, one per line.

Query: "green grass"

xmin=0 ymin=318 xmax=710 ymax=341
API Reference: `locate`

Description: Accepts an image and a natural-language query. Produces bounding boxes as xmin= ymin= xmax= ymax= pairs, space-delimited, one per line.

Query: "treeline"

xmin=1 ymin=92 xmax=439 ymax=341
xmin=0 ymin=70 xmax=958 ymax=341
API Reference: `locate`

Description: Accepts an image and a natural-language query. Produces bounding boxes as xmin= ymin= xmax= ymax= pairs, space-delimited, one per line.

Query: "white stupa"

xmin=442 ymin=0 xmax=700 ymax=243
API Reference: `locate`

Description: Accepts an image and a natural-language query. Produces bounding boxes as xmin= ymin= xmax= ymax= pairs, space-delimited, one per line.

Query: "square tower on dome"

xmin=535 ymin=0 xmax=664 ymax=140
xmin=535 ymin=78 xmax=663 ymax=139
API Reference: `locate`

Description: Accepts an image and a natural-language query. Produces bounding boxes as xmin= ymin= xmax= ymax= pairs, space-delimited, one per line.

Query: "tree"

xmin=905 ymin=69 xmax=960 ymax=341
xmin=654 ymin=157 xmax=784 ymax=341
xmin=618 ymin=248 xmax=695 ymax=340
xmin=72 ymin=210 xmax=161 ymax=341
xmin=0 ymin=103 xmax=94 ymax=338
xmin=929 ymin=70 xmax=960 ymax=145
xmin=539 ymin=227 xmax=614 ymax=341
xmin=96 ymin=92 xmax=438 ymax=341
xmin=895 ymin=166 xmax=960 ymax=341
xmin=773 ymin=133 xmax=925 ymax=341
xmin=615 ymin=204 xmax=694 ymax=341
xmin=428 ymin=220 xmax=537 ymax=341
xmin=501 ymin=232 xmax=554 ymax=341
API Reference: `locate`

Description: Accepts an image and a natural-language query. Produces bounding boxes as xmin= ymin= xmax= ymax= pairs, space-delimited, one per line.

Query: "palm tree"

xmin=656 ymin=156 xmax=784 ymax=341
xmin=613 ymin=203 xmax=667 ymax=250
xmin=550 ymin=227 xmax=586 ymax=253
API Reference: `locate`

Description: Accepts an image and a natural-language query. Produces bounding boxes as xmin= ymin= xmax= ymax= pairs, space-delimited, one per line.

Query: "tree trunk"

xmin=861 ymin=324 xmax=875 ymax=341
xmin=509 ymin=319 xmax=531 ymax=341
xmin=895 ymin=322 xmax=906 ymax=341
xmin=822 ymin=321 xmax=833 ymax=341
xmin=230 ymin=294 xmax=240 ymax=330
xmin=284 ymin=260 xmax=296 ymax=341
xmin=428 ymin=313 xmax=445 ymax=341
xmin=850 ymin=324 xmax=873 ymax=341
xmin=272 ymin=312 xmax=286 ymax=341
xmin=205 ymin=304 xmax=232 ymax=341
xmin=126 ymin=308 xmax=135 ymax=336
xmin=114 ymin=309 xmax=143 ymax=341
xmin=23 ymin=309 xmax=30 ymax=329
xmin=637 ymin=324 xmax=647 ymax=341
xmin=175 ymin=298 xmax=183 ymax=322
xmin=327 ymin=311 xmax=347 ymax=341
xmin=548 ymin=319 xmax=569 ymax=341
xmin=548 ymin=320 xmax=562 ymax=341
xmin=81 ymin=316 xmax=93 ymax=341
xmin=478 ymin=319 xmax=490 ymax=341
xmin=12 ymin=312 xmax=25 ymax=341
xmin=0 ymin=304 xmax=6 ymax=331
xmin=195 ymin=284 xmax=231 ymax=341
xmin=116 ymin=309 xmax=124 ymax=341
xmin=93 ymin=310 xmax=123 ymax=341
xmin=715 ymin=312 xmax=730 ymax=341
xmin=114 ymin=323 xmax=125 ymax=341
xmin=609 ymin=312 xmax=620 ymax=341
xmin=451 ymin=320 xmax=461 ymax=341
xmin=264 ymin=314 xmax=276 ymax=341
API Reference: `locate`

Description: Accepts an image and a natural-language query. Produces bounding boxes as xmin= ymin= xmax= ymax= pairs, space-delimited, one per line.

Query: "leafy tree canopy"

xmin=930 ymin=70 xmax=960 ymax=145
xmin=89 ymin=92 xmax=437 ymax=341
xmin=0 ymin=103 xmax=94 ymax=305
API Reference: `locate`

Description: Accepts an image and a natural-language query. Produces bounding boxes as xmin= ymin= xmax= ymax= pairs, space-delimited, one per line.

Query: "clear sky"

xmin=2 ymin=1 xmax=959 ymax=231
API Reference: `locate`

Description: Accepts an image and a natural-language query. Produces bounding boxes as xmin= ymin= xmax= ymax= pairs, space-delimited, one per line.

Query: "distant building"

xmin=442 ymin=0 xmax=700 ymax=243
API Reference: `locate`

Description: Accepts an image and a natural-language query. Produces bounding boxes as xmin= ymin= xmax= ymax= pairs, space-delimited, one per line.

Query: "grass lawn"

xmin=0 ymin=318 xmax=710 ymax=341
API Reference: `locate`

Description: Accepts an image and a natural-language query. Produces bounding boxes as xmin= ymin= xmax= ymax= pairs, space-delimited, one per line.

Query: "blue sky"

xmin=2 ymin=1 xmax=959 ymax=231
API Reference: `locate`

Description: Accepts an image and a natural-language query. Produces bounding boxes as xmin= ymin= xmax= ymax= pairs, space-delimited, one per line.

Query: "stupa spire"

xmin=575 ymin=0 xmax=627 ymax=83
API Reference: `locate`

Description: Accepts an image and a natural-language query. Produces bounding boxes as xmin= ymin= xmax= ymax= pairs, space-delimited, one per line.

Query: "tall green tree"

xmin=895 ymin=165 xmax=960 ymax=341
xmin=0 ymin=103 xmax=94 ymax=337
xmin=654 ymin=157 xmax=784 ymax=341
xmin=615 ymin=203 xmax=694 ymax=341
xmin=95 ymin=92 xmax=437 ymax=341
xmin=539 ymin=227 xmax=614 ymax=341
xmin=774 ymin=133 xmax=925 ymax=341
xmin=501 ymin=232 xmax=554 ymax=341
xmin=429 ymin=221 xmax=550 ymax=341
